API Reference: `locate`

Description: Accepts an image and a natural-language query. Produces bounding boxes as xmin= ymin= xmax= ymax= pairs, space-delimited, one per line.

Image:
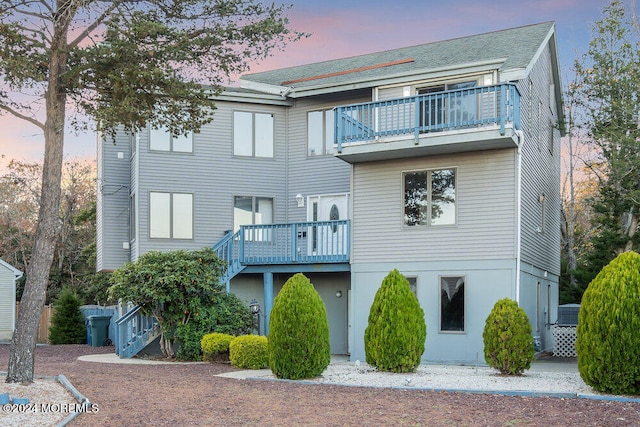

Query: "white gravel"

xmin=307 ymin=360 xmax=594 ymax=395
xmin=222 ymin=359 xmax=611 ymax=398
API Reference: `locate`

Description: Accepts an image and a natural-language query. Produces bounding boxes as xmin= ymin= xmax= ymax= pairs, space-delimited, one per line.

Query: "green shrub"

xmin=483 ymin=298 xmax=534 ymax=375
xmin=229 ymin=335 xmax=269 ymax=369
xmin=174 ymin=292 xmax=254 ymax=361
xmin=576 ymin=251 xmax=640 ymax=395
xmin=201 ymin=332 xmax=235 ymax=362
xmin=109 ymin=248 xmax=253 ymax=360
xmin=49 ymin=287 xmax=87 ymax=345
xmin=268 ymin=273 xmax=330 ymax=379
xmin=364 ymin=269 xmax=426 ymax=373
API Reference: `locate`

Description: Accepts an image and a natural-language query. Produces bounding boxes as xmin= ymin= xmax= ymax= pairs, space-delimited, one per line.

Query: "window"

xmin=130 ymin=133 xmax=138 ymax=158
xmin=233 ymin=111 xmax=274 ymax=158
xmin=234 ymin=196 xmax=273 ymax=239
xmin=149 ymin=126 xmax=193 ymax=153
xmin=537 ymin=193 xmax=546 ymax=233
xmin=548 ymin=120 xmax=554 ymax=154
xmin=407 ymin=277 xmax=417 ymax=296
xmin=440 ymin=276 xmax=465 ymax=332
xmin=149 ymin=192 xmax=193 ymax=239
xmin=308 ymin=110 xmax=335 ymax=156
xmin=404 ymin=168 xmax=456 ymax=226
xmin=418 ymin=80 xmax=478 ymax=130
xmin=129 ymin=193 xmax=136 ymax=242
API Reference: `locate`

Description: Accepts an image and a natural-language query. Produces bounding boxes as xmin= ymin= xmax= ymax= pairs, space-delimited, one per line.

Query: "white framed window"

xmin=233 ymin=196 xmax=273 ymax=240
xmin=406 ymin=276 xmax=417 ymax=296
xmin=149 ymin=126 xmax=193 ymax=153
xmin=130 ymin=133 xmax=138 ymax=158
xmin=440 ymin=276 xmax=465 ymax=332
xmin=149 ymin=192 xmax=193 ymax=239
xmin=307 ymin=109 xmax=335 ymax=156
xmin=129 ymin=192 xmax=136 ymax=242
xmin=417 ymin=80 xmax=479 ymax=129
xmin=403 ymin=168 xmax=456 ymax=226
xmin=233 ymin=111 xmax=274 ymax=158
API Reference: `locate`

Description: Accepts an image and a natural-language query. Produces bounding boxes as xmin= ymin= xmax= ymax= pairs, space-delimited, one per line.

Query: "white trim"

xmin=0 ymin=258 xmax=22 ymax=279
xmin=515 ymin=130 xmax=524 ymax=303
xmin=238 ymin=79 xmax=291 ymax=97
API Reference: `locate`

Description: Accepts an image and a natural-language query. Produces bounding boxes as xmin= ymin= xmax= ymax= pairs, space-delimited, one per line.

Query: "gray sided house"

xmin=97 ymin=22 xmax=562 ymax=363
xmin=0 ymin=258 xmax=23 ymax=340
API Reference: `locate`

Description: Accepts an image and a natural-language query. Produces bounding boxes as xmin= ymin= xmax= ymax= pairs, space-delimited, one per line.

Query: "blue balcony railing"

xmin=335 ymin=83 xmax=521 ymax=152
xmin=213 ymin=220 xmax=350 ymax=287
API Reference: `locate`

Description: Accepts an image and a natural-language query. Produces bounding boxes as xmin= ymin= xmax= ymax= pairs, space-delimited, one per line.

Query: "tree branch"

xmin=68 ymin=1 xmax=123 ymax=49
xmin=0 ymin=105 xmax=45 ymax=129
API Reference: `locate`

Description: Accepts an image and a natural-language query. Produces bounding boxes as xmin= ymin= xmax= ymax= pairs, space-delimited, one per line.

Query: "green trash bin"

xmin=88 ymin=315 xmax=112 ymax=347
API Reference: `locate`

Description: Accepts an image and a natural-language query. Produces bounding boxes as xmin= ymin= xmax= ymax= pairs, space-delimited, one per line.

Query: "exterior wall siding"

xmin=516 ymin=43 xmax=562 ymax=276
xmin=349 ymin=259 xmax=516 ymax=363
xmin=230 ymin=272 xmax=350 ymax=354
xmin=135 ymin=101 xmax=288 ymax=258
xmin=96 ymin=129 xmax=132 ymax=271
xmin=286 ymin=90 xmax=368 ymax=222
xmin=0 ymin=263 xmax=16 ymax=339
xmin=351 ymin=149 xmax=517 ymax=263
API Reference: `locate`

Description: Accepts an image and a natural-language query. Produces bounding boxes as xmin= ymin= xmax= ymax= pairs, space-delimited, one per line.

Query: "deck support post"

xmin=263 ymin=272 xmax=274 ymax=335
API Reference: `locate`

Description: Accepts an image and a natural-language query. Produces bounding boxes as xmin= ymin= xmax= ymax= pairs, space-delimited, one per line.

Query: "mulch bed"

xmin=1 ymin=344 xmax=639 ymax=426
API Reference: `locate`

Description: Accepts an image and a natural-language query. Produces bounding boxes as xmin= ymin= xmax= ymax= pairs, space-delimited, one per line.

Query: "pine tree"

xmin=268 ymin=273 xmax=330 ymax=380
xmin=573 ymin=0 xmax=640 ymax=287
xmin=49 ymin=288 xmax=87 ymax=345
xmin=483 ymin=298 xmax=534 ymax=375
xmin=364 ymin=269 xmax=426 ymax=373
xmin=576 ymin=251 xmax=640 ymax=395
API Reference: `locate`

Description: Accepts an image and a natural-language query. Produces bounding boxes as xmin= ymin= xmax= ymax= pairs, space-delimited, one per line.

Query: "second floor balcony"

xmin=335 ymin=83 xmax=521 ymax=162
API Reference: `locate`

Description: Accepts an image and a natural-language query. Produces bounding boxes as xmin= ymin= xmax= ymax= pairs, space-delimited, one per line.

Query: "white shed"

xmin=0 ymin=258 xmax=23 ymax=340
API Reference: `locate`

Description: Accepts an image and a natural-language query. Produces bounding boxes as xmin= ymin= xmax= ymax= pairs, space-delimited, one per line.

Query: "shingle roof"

xmin=241 ymin=22 xmax=555 ymax=91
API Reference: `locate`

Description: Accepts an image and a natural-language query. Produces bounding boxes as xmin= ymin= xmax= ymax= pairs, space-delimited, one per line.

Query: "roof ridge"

xmin=242 ymin=21 xmax=555 ymax=79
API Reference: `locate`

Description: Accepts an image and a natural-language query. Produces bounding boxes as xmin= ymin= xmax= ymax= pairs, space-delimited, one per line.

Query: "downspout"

xmin=515 ymin=130 xmax=524 ymax=303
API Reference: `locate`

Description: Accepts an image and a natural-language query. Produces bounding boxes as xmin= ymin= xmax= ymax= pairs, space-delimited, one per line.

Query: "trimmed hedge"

xmin=201 ymin=332 xmax=235 ymax=362
xmin=364 ymin=269 xmax=426 ymax=373
xmin=483 ymin=298 xmax=534 ymax=375
xmin=576 ymin=251 xmax=640 ymax=395
xmin=229 ymin=335 xmax=269 ymax=369
xmin=268 ymin=273 xmax=330 ymax=379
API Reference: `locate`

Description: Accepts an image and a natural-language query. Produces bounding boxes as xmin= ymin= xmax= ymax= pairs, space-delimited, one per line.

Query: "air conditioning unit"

xmin=557 ymin=303 xmax=580 ymax=326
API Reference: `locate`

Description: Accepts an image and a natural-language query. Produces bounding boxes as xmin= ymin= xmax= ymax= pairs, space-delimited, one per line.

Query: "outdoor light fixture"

xmin=249 ymin=299 xmax=261 ymax=335
xmin=249 ymin=299 xmax=260 ymax=314
xmin=335 ymin=290 xmax=342 ymax=298
xmin=296 ymin=193 xmax=305 ymax=208
xmin=538 ymin=193 xmax=546 ymax=204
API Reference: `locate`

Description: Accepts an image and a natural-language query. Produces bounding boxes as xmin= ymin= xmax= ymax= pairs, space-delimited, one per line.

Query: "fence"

xmin=552 ymin=326 xmax=577 ymax=357
xmin=14 ymin=303 xmax=53 ymax=344
xmin=14 ymin=304 xmax=117 ymax=345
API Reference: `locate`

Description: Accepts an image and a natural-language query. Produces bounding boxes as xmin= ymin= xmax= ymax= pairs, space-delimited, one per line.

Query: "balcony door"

xmin=418 ymin=80 xmax=478 ymax=131
xmin=307 ymin=193 xmax=349 ymax=256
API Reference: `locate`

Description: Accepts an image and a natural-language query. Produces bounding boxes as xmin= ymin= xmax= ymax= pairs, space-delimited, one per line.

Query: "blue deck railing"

xmin=335 ymin=83 xmax=521 ymax=152
xmin=214 ymin=220 xmax=350 ymax=285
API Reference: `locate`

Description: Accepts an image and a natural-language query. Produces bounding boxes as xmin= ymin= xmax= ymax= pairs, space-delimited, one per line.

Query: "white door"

xmin=307 ymin=193 xmax=349 ymax=256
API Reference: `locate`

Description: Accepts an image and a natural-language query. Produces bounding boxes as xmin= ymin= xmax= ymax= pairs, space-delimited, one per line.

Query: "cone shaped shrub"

xmin=229 ymin=335 xmax=269 ymax=369
xmin=483 ymin=298 xmax=534 ymax=375
xmin=49 ymin=287 xmax=87 ymax=345
xmin=268 ymin=273 xmax=330 ymax=379
xmin=576 ymin=251 xmax=640 ymax=395
xmin=364 ymin=269 xmax=426 ymax=373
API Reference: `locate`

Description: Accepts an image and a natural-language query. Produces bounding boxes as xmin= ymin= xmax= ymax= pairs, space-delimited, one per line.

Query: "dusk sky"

xmin=0 ymin=0 xmax=611 ymax=169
